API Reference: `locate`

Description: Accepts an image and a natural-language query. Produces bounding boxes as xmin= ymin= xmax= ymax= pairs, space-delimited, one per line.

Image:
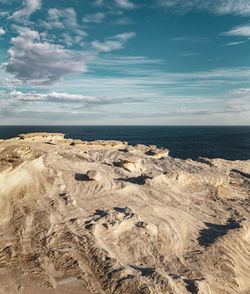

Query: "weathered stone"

xmin=87 ymin=170 xmax=101 ymax=181
xmin=119 ymin=159 xmax=141 ymax=172
xmin=136 ymin=221 xmax=148 ymax=228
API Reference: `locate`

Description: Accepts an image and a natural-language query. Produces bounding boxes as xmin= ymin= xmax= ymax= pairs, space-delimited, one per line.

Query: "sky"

xmin=0 ymin=0 xmax=250 ymax=125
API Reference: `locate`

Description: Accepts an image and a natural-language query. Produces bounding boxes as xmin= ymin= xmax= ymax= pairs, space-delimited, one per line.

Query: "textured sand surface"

xmin=0 ymin=133 xmax=249 ymax=294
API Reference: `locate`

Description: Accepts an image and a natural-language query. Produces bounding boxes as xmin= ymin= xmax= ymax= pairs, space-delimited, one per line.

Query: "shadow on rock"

xmin=115 ymin=175 xmax=152 ymax=185
xmin=75 ymin=173 xmax=89 ymax=181
xmin=198 ymin=218 xmax=240 ymax=247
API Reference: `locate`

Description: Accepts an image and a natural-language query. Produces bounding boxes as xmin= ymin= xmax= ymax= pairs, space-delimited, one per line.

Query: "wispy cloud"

xmin=2 ymin=90 xmax=142 ymax=109
xmin=223 ymin=40 xmax=247 ymax=46
xmin=93 ymin=0 xmax=135 ymax=10
xmin=223 ymin=24 xmax=250 ymax=37
xmin=92 ymin=55 xmax=162 ymax=66
xmin=94 ymin=0 xmax=104 ymax=7
xmin=170 ymin=36 xmax=210 ymax=43
xmin=228 ymin=88 xmax=250 ymax=96
xmin=226 ymin=88 xmax=250 ymax=113
xmin=82 ymin=12 xmax=106 ymax=23
xmin=180 ymin=52 xmax=198 ymax=57
xmin=158 ymin=0 xmax=250 ymax=16
xmin=38 ymin=8 xmax=88 ymax=46
xmin=9 ymin=0 xmax=41 ymax=21
xmin=91 ymin=32 xmax=135 ymax=52
xmin=68 ymin=63 xmax=250 ymax=106
xmin=114 ymin=17 xmax=133 ymax=25
xmin=59 ymin=32 xmax=87 ymax=47
xmin=91 ymin=41 xmax=124 ymax=52
xmin=114 ymin=0 xmax=135 ymax=9
xmin=42 ymin=8 xmax=78 ymax=29
xmin=7 ymin=91 xmax=97 ymax=104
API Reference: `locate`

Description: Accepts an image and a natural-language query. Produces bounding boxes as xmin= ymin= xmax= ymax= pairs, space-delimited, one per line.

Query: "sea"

xmin=0 ymin=126 xmax=249 ymax=161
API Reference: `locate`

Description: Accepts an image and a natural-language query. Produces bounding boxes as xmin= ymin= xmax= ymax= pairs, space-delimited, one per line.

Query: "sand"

xmin=0 ymin=133 xmax=249 ymax=294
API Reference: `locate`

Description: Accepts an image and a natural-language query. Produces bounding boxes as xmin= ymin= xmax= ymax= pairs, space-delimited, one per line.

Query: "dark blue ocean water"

xmin=0 ymin=126 xmax=249 ymax=160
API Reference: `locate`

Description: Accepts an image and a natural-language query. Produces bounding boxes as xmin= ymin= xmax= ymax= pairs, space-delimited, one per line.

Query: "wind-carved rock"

xmin=0 ymin=133 xmax=249 ymax=294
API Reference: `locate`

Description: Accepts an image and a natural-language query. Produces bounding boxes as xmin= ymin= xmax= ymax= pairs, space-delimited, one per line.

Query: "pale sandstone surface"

xmin=0 ymin=133 xmax=249 ymax=294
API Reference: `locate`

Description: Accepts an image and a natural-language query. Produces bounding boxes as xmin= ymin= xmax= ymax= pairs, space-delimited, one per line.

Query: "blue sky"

xmin=0 ymin=0 xmax=250 ymax=125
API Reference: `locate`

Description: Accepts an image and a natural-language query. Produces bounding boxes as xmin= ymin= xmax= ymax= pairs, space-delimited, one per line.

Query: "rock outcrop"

xmin=0 ymin=133 xmax=249 ymax=294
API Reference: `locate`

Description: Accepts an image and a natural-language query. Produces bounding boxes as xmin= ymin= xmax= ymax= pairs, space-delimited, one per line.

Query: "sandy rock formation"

xmin=18 ymin=132 xmax=65 ymax=142
xmin=0 ymin=133 xmax=249 ymax=294
xmin=123 ymin=144 xmax=169 ymax=158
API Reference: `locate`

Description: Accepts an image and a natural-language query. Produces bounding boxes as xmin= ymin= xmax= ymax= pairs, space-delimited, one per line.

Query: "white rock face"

xmin=0 ymin=133 xmax=249 ymax=294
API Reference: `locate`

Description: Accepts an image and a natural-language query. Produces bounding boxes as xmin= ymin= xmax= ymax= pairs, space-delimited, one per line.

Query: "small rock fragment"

xmin=87 ymin=170 xmax=101 ymax=181
xmin=119 ymin=159 xmax=141 ymax=172
xmin=136 ymin=221 xmax=148 ymax=228
xmin=124 ymin=206 xmax=134 ymax=216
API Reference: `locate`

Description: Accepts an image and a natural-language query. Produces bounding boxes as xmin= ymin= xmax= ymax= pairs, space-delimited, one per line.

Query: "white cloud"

xmin=3 ymin=78 xmax=23 ymax=91
xmin=74 ymin=29 xmax=88 ymax=37
xmin=9 ymin=91 xmax=97 ymax=103
xmin=91 ymin=32 xmax=135 ymax=52
xmin=226 ymin=88 xmax=250 ymax=112
xmin=112 ymin=32 xmax=136 ymax=40
xmin=171 ymin=36 xmax=210 ymax=43
xmin=93 ymin=55 xmax=162 ymax=66
xmin=211 ymin=0 xmax=250 ymax=16
xmin=60 ymin=31 xmax=87 ymax=47
xmin=114 ymin=0 xmax=135 ymax=9
xmin=93 ymin=0 xmax=135 ymax=9
xmin=158 ymin=0 xmax=250 ymax=16
xmin=158 ymin=0 xmax=181 ymax=8
xmin=9 ymin=0 xmax=41 ymax=21
xmin=39 ymin=8 xmax=87 ymax=46
xmin=75 ymin=65 xmax=250 ymax=103
xmin=83 ymin=12 xmax=106 ymax=23
xmin=224 ymin=25 xmax=250 ymax=37
xmin=0 ymin=28 xmax=6 ymax=35
xmin=43 ymin=8 xmax=78 ymax=30
xmin=180 ymin=52 xmax=198 ymax=57
xmin=0 ymin=11 xmax=9 ymax=17
xmin=224 ymin=40 xmax=247 ymax=46
xmin=94 ymin=0 xmax=104 ymax=6
xmin=228 ymin=88 xmax=250 ymax=96
xmin=92 ymin=40 xmax=124 ymax=52
xmin=5 ymin=90 xmax=141 ymax=108
xmin=115 ymin=17 xmax=133 ymax=25
xmin=3 ymin=27 xmax=87 ymax=85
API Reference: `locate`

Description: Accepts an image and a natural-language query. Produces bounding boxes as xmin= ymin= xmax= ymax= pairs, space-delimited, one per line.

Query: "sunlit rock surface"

xmin=0 ymin=133 xmax=249 ymax=294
